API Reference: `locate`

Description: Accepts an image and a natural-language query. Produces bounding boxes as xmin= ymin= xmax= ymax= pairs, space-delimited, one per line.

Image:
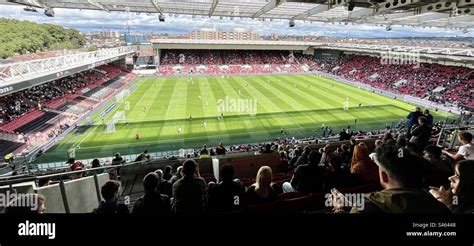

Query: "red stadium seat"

xmin=239 ymin=178 xmax=253 ymax=187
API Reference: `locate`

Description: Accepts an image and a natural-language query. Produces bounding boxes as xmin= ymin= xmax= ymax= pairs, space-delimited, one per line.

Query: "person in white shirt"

xmin=443 ymin=131 xmax=474 ymax=161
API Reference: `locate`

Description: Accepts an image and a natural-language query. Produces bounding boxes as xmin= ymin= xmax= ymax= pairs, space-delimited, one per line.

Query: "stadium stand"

xmin=156 ymin=50 xmax=473 ymax=108
xmin=0 ymin=139 xmax=25 ymax=157
xmin=157 ymin=49 xmax=312 ymax=76
xmin=318 ymin=55 xmax=473 ymax=108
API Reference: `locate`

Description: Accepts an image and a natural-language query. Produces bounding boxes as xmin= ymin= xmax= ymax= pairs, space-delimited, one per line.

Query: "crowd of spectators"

xmin=159 ymin=50 xmax=472 ymax=108
xmin=7 ymin=120 xmax=473 ymax=215
xmin=0 ymin=65 xmax=128 ymax=130
xmin=0 ymin=70 xmax=103 ymax=124
xmin=85 ymin=129 xmax=474 ymax=215
xmin=318 ymin=55 xmax=473 ymax=108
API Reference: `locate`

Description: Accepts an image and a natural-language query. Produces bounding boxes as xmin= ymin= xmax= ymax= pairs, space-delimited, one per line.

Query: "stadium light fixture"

xmin=159 ymin=14 xmax=165 ymax=22
xmin=347 ymin=2 xmax=355 ymax=11
xmin=386 ymin=23 xmax=392 ymax=31
xmin=44 ymin=7 xmax=54 ymax=17
xmin=289 ymin=20 xmax=295 ymax=27
xmin=23 ymin=5 xmax=37 ymax=12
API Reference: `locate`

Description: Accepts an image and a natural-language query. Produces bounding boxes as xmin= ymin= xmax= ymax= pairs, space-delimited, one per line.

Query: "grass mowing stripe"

xmin=33 ymin=74 xmax=456 ymax=163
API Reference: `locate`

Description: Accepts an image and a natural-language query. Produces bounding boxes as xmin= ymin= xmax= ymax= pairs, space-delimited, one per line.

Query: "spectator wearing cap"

xmin=351 ymin=143 xmax=451 ymax=213
xmin=171 ymin=159 xmax=207 ymax=215
xmin=443 ymin=131 xmax=474 ymax=161
xmin=132 ymin=172 xmax=171 ymax=215
xmin=95 ymin=180 xmax=129 ymax=214
xmin=68 ymin=158 xmax=85 ymax=179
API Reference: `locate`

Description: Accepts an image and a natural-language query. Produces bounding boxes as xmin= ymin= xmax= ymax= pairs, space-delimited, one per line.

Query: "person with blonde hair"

xmin=246 ymin=166 xmax=277 ymax=204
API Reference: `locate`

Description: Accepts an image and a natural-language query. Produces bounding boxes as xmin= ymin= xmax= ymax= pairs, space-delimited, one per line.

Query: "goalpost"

xmin=105 ymin=111 xmax=127 ymax=133
xmin=115 ymin=89 xmax=130 ymax=103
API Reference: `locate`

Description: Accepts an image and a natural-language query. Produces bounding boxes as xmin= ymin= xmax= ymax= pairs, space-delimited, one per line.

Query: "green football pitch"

xmin=35 ymin=74 xmax=451 ymax=163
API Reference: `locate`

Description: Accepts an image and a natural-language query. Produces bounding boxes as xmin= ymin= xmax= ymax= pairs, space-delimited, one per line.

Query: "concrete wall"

xmin=35 ymin=173 xmax=109 ymax=213
xmin=35 ymin=182 xmax=64 ymax=213
xmin=0 ymin=181 xmax=36 ymax=212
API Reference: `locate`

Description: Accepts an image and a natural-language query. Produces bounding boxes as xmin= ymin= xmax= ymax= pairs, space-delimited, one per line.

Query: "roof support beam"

xmin=150 ymin=0 xmax=163 ymax=15
xmin=87 ymin=0 xmax=109 ymax=13
xmin=291 ymin=4 xmax=329 ymax=20
xmin=252 ymin=0 xmax=285 ymax=18
xmin=209 ymin=0 xmax=219 ymax=17
xmin=291 ymin=0 xmax=348 ymax=21
xmin=343 ymin=0 xmax=423 ymax=21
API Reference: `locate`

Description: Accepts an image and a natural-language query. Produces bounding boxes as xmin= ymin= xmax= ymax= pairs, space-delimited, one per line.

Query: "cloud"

xmin=0 ymin=5 xmax=472 ymax=38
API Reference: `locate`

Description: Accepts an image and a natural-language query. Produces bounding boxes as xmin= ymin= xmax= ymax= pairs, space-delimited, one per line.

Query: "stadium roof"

xmin=1 ymin=0 xmax=473 ymax=29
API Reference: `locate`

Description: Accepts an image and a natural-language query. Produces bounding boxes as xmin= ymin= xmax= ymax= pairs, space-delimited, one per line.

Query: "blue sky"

xmin=0 ymin=5 xmax=472 ymax=38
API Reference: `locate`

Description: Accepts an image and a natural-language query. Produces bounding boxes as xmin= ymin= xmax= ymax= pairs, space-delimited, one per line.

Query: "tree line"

xmin=0 ymin=18 xmax=85 ymax=59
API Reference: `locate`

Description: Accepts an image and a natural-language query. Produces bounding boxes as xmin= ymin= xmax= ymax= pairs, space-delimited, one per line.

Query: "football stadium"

xmin=0 ymin=0 xmax=473 ymax=228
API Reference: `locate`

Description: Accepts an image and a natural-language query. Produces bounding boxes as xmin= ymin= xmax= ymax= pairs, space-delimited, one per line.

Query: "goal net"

xmin=115 ymin=89 xmax=130 ymax=103
xmin=104 ymin=111 xmax=127 ymax=133
xmin=105 ymin=120 xmax=116 ymax=133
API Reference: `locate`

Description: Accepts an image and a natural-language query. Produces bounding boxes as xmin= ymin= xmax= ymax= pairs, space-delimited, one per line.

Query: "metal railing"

xmin=0 ymin=46 xmax=137 ymax=84
xmin=0 ymin=160 xmax=144 ymax=213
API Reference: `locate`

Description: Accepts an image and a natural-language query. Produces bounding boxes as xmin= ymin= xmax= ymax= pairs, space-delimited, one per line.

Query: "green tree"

xmin=0 ymin=18 xmax=86 ymax=59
